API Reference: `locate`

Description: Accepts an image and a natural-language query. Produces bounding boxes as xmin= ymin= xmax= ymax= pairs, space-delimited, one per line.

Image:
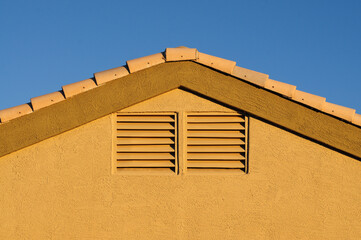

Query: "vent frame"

xmin=185 ymin=112 xmax=248 ymax=175
xmin=113 ymin=112 xmax=178 ymax=175
xmin=112 ymin=111 xmax=248 ymax=175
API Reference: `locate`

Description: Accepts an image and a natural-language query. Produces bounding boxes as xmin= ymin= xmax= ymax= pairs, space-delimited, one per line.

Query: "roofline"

xmin=0 ymin=61 xmax=360 ymax=159
xmin=0 ymin=47 xmax=360 ymax=126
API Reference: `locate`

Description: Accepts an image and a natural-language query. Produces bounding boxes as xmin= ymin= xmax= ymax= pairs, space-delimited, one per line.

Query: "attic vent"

xmin=186 ymin=113 xmax=247 ymax=174
xmin=115 ymin=113 xmax=177 ymax=175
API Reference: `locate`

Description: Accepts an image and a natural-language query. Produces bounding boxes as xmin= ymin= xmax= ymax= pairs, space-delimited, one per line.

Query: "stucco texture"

xmin=0 ymin=90 xmax=360 ymax=239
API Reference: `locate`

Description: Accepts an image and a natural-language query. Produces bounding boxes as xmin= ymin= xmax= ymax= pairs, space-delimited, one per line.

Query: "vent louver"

xmin=186 ymin=113 xmax=247 ymax=174
xmin=115 ymin=113 xmax=177 ymax=174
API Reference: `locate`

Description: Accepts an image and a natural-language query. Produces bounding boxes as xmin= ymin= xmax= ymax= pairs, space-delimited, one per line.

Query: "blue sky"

xmin=1 ymin=0 xmax=360 ymax=113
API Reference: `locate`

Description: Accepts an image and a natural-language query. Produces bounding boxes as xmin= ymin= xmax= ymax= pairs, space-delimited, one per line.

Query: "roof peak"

xmin=0 ymin=47 xmax=360 ymax=126
xmin=0 ymin=60 xmax=360 ymax=160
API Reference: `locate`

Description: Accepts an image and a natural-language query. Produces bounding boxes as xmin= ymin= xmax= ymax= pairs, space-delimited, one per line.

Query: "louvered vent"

xmin=186 ymin=113 xmax=247 ymax=174
xmin=115 ymin=113 xmax=177 ymax=174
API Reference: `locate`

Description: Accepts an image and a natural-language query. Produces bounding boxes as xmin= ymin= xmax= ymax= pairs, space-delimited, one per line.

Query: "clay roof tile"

xmin=0 ymin=46 xmax=359 ymax=127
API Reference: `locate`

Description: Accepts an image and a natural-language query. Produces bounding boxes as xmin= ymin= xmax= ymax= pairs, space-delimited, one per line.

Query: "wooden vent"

xmin=115 ymin=113 xmax=177 ymax=174
xmin=186 ymin=113 xmax=247 ymax=174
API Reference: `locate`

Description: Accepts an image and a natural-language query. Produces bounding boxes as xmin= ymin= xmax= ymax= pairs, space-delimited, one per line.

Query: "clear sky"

xmin=1 ymin=0 xmax=360 ymax=113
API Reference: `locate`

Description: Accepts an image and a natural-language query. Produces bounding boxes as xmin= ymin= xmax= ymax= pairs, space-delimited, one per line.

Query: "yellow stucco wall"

xmin=1 ymin=89 xmax=360 ymax=239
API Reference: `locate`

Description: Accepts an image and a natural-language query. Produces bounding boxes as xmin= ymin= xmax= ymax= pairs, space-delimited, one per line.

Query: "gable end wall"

xmin=0 ymin=91 xmax=360 ymax=239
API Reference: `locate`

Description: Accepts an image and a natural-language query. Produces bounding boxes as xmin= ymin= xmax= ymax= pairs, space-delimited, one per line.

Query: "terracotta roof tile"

xmin=94 ymin=66 xmax=129 ymax=85
xmin=62 ymin=78 xmax=97 ymax=98
xmin=232 ymin=66 xmax=269 ymax=87
xmin=31 ymin=91 xmax=65 ymax=111
xmin=0 ymin=46 xmax=359 ymax=127
xmin=196 ymin=52 xmax=236 ymax=74
xmin=352 ymin=113 xmax=361 ymax=126
xmin=323 ymin=102 xmax=355 ymax=122
xmin=265 ymin=79 xmax=296 ymax=98
xmin=126 ymin=53 xmax=165 ymax=73
xmin=165 ymin=47 xmax=198 ymax=61
xmin=0 ymin=103 xmax=33 ymax=123
xmin=292 ymin=90 xmax=326 ymax=111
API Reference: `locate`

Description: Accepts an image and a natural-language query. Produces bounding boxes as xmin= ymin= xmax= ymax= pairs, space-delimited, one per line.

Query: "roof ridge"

xmin=0 ymin=47 xmax=360 ymax=127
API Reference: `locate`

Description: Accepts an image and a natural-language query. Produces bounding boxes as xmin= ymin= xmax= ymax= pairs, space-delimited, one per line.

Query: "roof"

xmin=0 ymin=47 xmax=360 ymax=159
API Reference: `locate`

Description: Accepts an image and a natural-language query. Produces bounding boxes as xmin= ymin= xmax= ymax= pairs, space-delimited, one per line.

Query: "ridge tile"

xmin=62 ymin=78 xmax=97 ymax=98
xmin=265 ymin=79 xmax=296 ymax=98
xmin=94 ymin=66 xmax=129 ymax=85
xmin=323 ymin=102 xmax=355 ymax=122
xmin=166 ymin=47 xmax=198 ymax=61
xmin=232 ymin=66 xmax=269 ymax=87
xmin=293 ymin=90 xmax=326 ymax=110
xmin=0 ymin=104 xmax=33 ymax=123
xmin=196 ymin=52 xmax=236 ymax=74
xmin=126 ymin=53 xmax=165 ymax=73
xmin=31 ymin=91 xmax=65 ymax=111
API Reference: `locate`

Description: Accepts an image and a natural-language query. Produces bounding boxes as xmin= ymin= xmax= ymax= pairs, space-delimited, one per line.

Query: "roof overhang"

xmin=0 ymin=61 xmax=360 ymax=159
